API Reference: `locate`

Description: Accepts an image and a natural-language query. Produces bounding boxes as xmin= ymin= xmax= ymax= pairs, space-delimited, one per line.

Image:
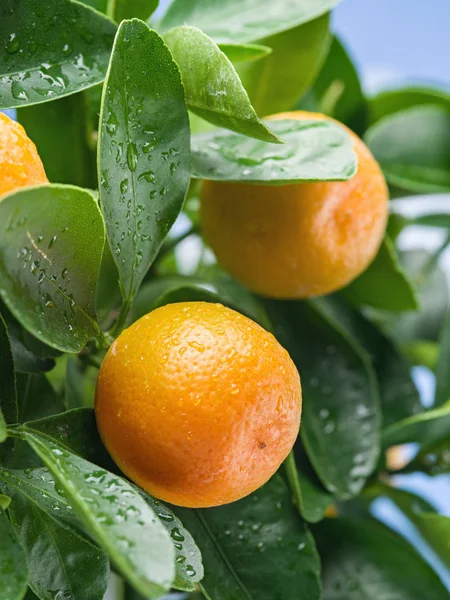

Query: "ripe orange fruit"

xmin=95 ymin=302 xmax=301 ymax=508
xmin=200 ymin=110 xmax=388 ymax=299
xmin=0 ymin=112 xmax=48 ymax=198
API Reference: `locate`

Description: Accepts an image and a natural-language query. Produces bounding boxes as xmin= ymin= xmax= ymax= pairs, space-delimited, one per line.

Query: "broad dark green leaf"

xmin=383 ymin=400 xmax=450 ymax=449
xmin=262 ymin=300 xmax=380 ymax=499
xmin=21 ymin=431 xmax=175 ymax=598
xmin=0 ymin=185 xmax=105 ymax=353
xmin=300 ymin=36 xmax=367 ymax=134
xmin=157 ymin=0 xmax=342 ymax=43
xmin=218 ymin=43 xmax=272 ymax=63
xmin=238 ymin=14 xmax=331 ymax=116
xmin=343 ymin=237 xmax=419 ymax=311
xmin=315 ymin=517 xmax=449 ymax=599
xmin=174 ymin=474 xmax=321 ymax=600
xmin=79 ymin=0 xmax=108 ymax=12
xmin=318 ymin=297 xmax=422 ymax=426
xmin=0 ymin=0 xmax=117 ymax=109
xmin=366 ymin=106 xmax=450 ymax=194
xmin=192 ymin=118 xmax=356 ymax=183
xmin=384 ymin=249 xmax=449 ymax=343
xmin=16 ymin=374 xmax=64 ymax=425
xmin=139 ymin=491 xmax=204 ymax=591
xmin=65 ymin=357 xmax=97 ymax=409
xmin=435 ymin=311 xmax=450 ymax=407
xmin=369 ymin=86 xmax=450 ymax=124
xmin=18 ymin=96 xmax=97 ymax=188
xmin=8 ymin=492 xmax=109 ymax=600
xmin=164 ymin=26 xmax=280 ymax=143
xmin=98 ymin=19 xmax=190 ymax=303
xmin=0 ymin=507 xmax=28 ymax=600
xmin=112 ymin=0 xmax=159 ymax=22
xmin=0 ymin=314 xmax=18 ymax=427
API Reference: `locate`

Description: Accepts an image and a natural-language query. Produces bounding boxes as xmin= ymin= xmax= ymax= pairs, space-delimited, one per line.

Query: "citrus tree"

xmin=1 ymin=1 xmax=450 ymax=599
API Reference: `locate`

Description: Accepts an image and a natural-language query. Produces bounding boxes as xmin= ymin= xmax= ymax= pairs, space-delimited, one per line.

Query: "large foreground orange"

xmin=0 ymin=112 xmax=47 ymax=198
xmin=200 ymin=110 xmax=389 ymax=299
xmin=95 ymin=302 xmax=301 ymax=508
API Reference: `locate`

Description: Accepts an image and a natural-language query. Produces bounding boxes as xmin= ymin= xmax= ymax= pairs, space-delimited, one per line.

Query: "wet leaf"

xmin=98 ymin=19 xmax=190 ymax=304
xmin=366 ymin=105 xmax=450 ymax=194
xmin=218 ymin=43 xmax=272 ymax=63
xmin=164 ymin=26 xmax=280 ymax=143
xmin=174 ymin=474 xmax=321 ymax=600
xmin=0 ymin=507 xmax=28 ymax=600
xmin=342 ymin=237 xmax=419 ymax=311
xmin=157 ymin=0 xmax=342 ymax=44
xmin=191 ymin=118 xmax=356 ymax=183
xmin=262 ymin=299 xmax=380 ymax=499
xmin=315 ymin=517 xmax=449 ymax=599
xmin=0 ymin=314 xmax=18 ymax=427
xmin=0 ymin=185 xmax=105 ymax=353
xmin=21 ymin=431 xmax=175 ymax=598
xmin=0 ymin=0 xmax=117 ymax=109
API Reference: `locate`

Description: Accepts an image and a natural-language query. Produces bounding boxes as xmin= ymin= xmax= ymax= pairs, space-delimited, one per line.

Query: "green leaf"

xmin=300 ymin=36 xmax=367 ymax=134
xmin=342 ymin=236 xmax=419 ymax=311
xmin=8 ymin=491 xmax=110 ymax=600
xmin=0 ymin=185 xmax=105 ymax=353
xmin=138 ymin=491 xmax=204 ymax=591
xmin=365 ymin=105 xmax=450 ymax=194
xmin=262 ymin=300 xmax=380 ymax=499
xmin=79 ymin=0 xmax=108 ymax=12
xmin=192 ymin=118 xmax=356 ymax=183
xmin=369 ymin=86 xmax=450 ymax=124
xmin=157 ymin=0 xmax=342 ymax=44
xmin=318 ymin=297 xmax=422 ymax=426
xmin=0 ymin=494 xmax=11 ymax=510
xmin=164 ymin=26 xmax=280 ymax=143
xmin=18 ymin=96 xmax=97 ymax=188
xmin=65 ymin=357 xmax=97 ymax=409
xmin=414 ymin=214 xmax=450 ymax=228
xmin=174 ymin=474 xmax=321 ymax=600
xmin=21 ymin=431 xmax=175 ymax=598
xmin=112 ymin=0 xmax=159 ymax=22
xmin=382 ymin=399 xmax=450 ymax=449
xmin=0 ymin=507 xmax=28 ymax=600
xmin=0 ymin=314 xmax=18 ymax=426
xmin=98 ymin=19 xmax=190 ymax=304
xmin=435 ymin=311 xmax=450 ymax=407
xmin=314 ymin=517 xmax=449 ymax=599
xmin=0 ymin=0 xmax=117 ymax=109
xmin=238 ymin=14 xmax=331 ymax=116
xmin=16 ymin=374 xmax=65 ymax=425
xmin=218 ymin=43 xmax=272 ymax=63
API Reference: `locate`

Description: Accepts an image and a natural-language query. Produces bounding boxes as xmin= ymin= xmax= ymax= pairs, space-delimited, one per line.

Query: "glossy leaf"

xmin=369 ymin=86 xmax=450 ymax=125
xmin=139 ymin=490 xmax=204 ymax=591
xmin=174 ymin=474 xmax=321 ymax=600
xmin=112 ymin=0 xmax=159 ymax=22
xmin=8 ymin=492 xmax=109 ymax=600
xmin=366 ymin=105 xmax=450 ymax=194
xmin=434 ymin=311 xmax=450 ymax=407
xmin=343 ymin=237 xmax=419 ymax=311
xmin=191 ymin=118 xmax=356 ymax=183
xmin=0 ymin=314 xmax=18 ymax=426
xmin=300 ymin=36 xmax=367 ymax=134
xmin=0 ymin=0 xmax=117 ymax=109
xmin=98 ymin=19 xmax=190 ymax=304
xmin=0 ymin=185 xmax=105 ymax=353
xmin=218 ymin=43 xmax=272 ymax=63
xmin=157 ymin=0 xmax=342 ymax=44
xmin=0 ymin=508 xmax=28 ymax=600
xmin=315 ymin=517 xmax=449 ymax=599
xmin=164 ymin=26 xmax=280 ymax=143
xmin=238 ymin=14 xmax=331 ymax=116
xmin=383 ymin=400 xmax=450 ymax=449
xmin=318 ymin=297 xmax=422 ymax=426
xmin=262 ymin=300 xmax=380 ymax=499
xmin=21 ymin=431 xmax=175 ymax=598
xmin=18 ymin=96 xmax=97 ymax=188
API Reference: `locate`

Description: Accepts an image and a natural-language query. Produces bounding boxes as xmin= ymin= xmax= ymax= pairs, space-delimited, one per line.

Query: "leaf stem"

xmin=284 ymin=450 xmax=303 ymax=516
xmin=110 ymin=298 xmax=132 ymax=339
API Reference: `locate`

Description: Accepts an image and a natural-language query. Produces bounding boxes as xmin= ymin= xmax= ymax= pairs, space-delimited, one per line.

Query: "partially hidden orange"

xmin=0 ymin=111 xmax=48 ymax=198
xmin=95 ymin=302 xmax=302 ymax=508
xmin=200 ymin=110 xmax=389 ymax=299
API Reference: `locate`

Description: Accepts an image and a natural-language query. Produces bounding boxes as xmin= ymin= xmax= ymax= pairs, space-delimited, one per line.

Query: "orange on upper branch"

xmin=200 ymin=110 xmax=389 ymax=299
xmin=0 ymin=112 xmax=48 ymax=198
xmin=95 ymin=302 xmax=302 ymax=508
